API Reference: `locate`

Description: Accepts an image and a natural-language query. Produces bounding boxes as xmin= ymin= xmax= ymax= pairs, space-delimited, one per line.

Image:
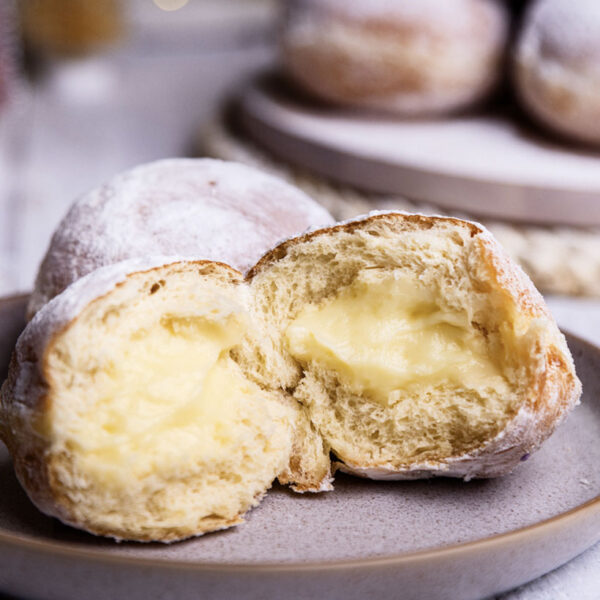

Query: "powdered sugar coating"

xmin=520 ymin=0 xmax=600 ymax=67
xmin=28 ymin=159 xmax=333 ymax=318
xmin=290 ymin=0 xmax=494 ymax=32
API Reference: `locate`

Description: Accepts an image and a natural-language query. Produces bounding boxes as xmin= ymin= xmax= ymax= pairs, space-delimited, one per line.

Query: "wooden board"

xmin=238 ymin=75 xmax=600 ymax=227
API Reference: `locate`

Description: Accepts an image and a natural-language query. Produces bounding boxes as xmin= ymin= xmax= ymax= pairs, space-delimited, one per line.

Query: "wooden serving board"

xmin=238 ymin=75 xmax=600 ymax=227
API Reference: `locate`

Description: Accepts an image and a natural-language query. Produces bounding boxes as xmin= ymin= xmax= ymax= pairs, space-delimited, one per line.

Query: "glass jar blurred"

xmin=20 ymin=0 xmax=124 ymax=57
xmin=0 ymin=0 xmax=20 ymax=111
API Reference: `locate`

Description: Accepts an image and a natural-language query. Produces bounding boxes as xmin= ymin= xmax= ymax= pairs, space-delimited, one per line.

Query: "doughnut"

xmin=243 ymin=212 xmax=581 ymax=481
xmin=27 ymin=158 xmax=334 ymax=319
xmin=515 ymin=0 xmax=600 ymax=145
xmin=1 ymin=258 xmax=296 ymax=541
xmin=280 ymin=0 xmax=510 ymax=115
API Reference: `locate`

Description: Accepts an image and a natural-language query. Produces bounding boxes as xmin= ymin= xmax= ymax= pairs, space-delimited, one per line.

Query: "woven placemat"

xmin=202 ymin=116 xmax=600 ymax=298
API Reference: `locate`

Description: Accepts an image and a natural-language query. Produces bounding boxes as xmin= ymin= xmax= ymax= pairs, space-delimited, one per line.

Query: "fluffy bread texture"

xmin=0 ymin=258 xmax=296 ymax=542
xmin=242 ymin=213 xmax=581 ymax=481
xmin=27 ymin=158 xmax=333 ymax=319
xmin=280 ymin=0 xmax=509 ymax=115
xmin=515 ymin=0 xmax=600 ymax=146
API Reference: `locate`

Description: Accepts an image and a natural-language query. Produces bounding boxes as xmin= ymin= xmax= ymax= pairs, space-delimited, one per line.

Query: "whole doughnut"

xmin=515 ymin=0 xmax=600 ymax=146
xmin=28 ymin=158 xmax=334 ymax=319
xmin=280 ymin=0 xmax=510 ymax=115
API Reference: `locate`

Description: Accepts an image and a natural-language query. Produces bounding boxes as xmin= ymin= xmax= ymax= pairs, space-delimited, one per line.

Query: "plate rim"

xmin=0 ymin=495 xmax=598 ymax=573
xmin=0 ymin=294 xmax=598 ymax=573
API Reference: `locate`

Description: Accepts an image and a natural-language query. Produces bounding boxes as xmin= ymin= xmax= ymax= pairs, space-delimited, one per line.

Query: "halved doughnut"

xmin=1 ymin=258 xmax=295 ymax=541
xmin=244 ymin=213 xmax=581 ymax=481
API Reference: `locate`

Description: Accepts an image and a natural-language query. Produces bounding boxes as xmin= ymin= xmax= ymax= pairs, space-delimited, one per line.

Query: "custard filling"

xmin=49 ymin=305 xmax=280 ymax=488
xmin=286 ymin=271 xmax=509 ymax=405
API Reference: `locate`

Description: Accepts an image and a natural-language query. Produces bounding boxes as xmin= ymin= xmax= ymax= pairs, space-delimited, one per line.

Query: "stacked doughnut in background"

xmin=280 ymin=0 xmax=511 ymax=116
xmin=515 ymin=0 xmax=600 ymax=146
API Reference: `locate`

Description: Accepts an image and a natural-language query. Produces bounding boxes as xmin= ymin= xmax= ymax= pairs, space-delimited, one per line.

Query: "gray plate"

xmin=0 ymin=295 xmax=599 ymax=600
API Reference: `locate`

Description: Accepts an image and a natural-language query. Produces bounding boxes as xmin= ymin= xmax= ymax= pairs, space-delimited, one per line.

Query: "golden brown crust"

xmin=248 ymin=212 xmax=480 ymax=279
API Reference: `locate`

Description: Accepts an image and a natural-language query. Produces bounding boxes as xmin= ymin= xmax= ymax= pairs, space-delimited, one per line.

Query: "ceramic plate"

xmin=238 ymin=74 xmax=600 ymax=227
xmin=0 ymin=295 xmax=598 ymax=600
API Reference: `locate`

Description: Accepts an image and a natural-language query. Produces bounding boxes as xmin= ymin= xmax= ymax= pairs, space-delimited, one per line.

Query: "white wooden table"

xmin=0 ymin=4 xmax=598 ymax=598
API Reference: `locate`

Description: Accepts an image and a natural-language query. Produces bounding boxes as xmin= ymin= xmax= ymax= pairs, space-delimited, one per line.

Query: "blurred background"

xmin=0 ymin=0 xmax=598 ymax=312
xmin=1 ymin=0 xmax=600 ymax=313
